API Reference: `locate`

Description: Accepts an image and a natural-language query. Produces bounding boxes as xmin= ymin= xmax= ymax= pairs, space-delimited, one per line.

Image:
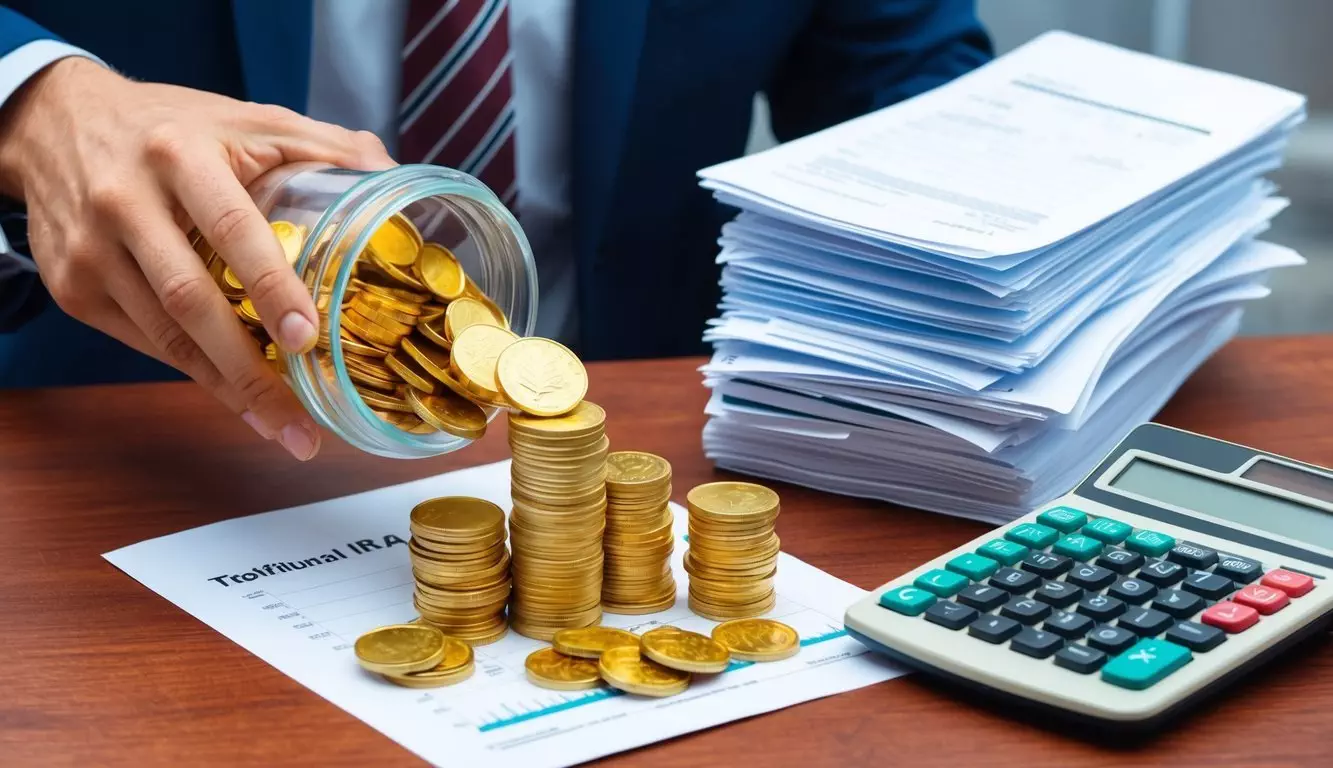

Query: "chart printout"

xmin=104 ymin=461 xmax=904 ymax=767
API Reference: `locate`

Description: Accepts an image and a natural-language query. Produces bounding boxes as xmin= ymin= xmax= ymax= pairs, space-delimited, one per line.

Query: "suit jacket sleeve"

xmin=765 ymin=0 xmax=992 ymax=142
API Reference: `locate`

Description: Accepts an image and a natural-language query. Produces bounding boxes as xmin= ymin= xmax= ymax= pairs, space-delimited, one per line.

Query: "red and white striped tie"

xmin=399 ymin=0 xmax=517 ymax=207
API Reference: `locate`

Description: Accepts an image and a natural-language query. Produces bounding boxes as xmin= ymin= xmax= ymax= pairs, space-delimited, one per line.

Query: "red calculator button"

xmin=1201 ymin=601 xmax=1259 ymax=633
xmin=1233 ymin=584 xmax=1289 ymax=615
xmin=1261 ymin=569 xmax=1315 ymax=597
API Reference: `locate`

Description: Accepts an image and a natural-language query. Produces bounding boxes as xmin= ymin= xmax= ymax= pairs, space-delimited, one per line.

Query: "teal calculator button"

xmin=914 ymin=569 xmax=968 ymax=597
xmin=1126 ymin=530 xmax=1176 ymax=557
xmin=976 ymin=539 xmax=1028 ymax=566
xmin=1006 ymin=523 xmax=1059 ymax=549
xmin=1052 ymin=534 xmax=1104 ymax=560
xmin=1101 ymin=638 xmax=1192 ymax=690
xmin=946 ymin=553 xmax=999 ymax=581
xmin=1083 ymin=518 xmax=1132 ymax=544
xmin=879 ymin=586 xmax=937 ymax=616
xmin=1037 ymin=507 xmax=1087 ymax=533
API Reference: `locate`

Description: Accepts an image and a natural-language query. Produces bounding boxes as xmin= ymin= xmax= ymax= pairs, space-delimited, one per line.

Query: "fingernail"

xmin=278 ymin=312 xmax=318 ymax=354
xmin=241 ymin=410 xmax=276 ymax=440
xmin=279 ymin=422 xmax=320 ymax=461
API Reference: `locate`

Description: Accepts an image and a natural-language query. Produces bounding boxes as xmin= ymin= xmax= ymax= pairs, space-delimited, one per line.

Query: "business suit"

xmin=0 ymin=0 xmax=990 ymax=386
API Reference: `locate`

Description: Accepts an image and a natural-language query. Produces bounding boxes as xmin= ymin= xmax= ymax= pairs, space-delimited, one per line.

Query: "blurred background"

xmin=748 ymin=0 xmax=1332 ymax=336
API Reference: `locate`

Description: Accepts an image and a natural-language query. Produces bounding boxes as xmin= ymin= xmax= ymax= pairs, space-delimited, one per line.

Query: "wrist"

xmin=0 ymin=56 xmax=106 ymax=198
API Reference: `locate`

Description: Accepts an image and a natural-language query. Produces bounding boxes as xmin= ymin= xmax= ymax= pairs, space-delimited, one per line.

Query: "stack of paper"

xmin=695 ymin=32 xmax=1307 ymax=524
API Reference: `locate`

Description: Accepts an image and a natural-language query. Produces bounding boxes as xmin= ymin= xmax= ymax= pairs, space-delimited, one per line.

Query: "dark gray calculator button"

xmin=1119 ymin=607 xmax=1173 ymax=636
xmin=1168 ymin=541 xmax=1219 ymax=570
xmin=1076 ymin=593 xmax=1126 ymax=621
xmin=1010 ymin=628 xmax=1063 ymax=659
xmin=1066 ymin=563 xmax=1116 ymax=591
xmin=969 ymin=614 xmax=1022 ymax=644
xmin=1165 ymin=621 xmax=1226 ymax=652
xmin=1137 ymin=559 xmax=1186 ymax=587
xmin=1054 ymin=643 xmax=1107 ymax=674
xmin=1001 ymin=597 xmax=1052 ymax=624
xmin=924 ymin=601 xmax=978 ymax=630
xmin=1152 ymin=589 xmax=1205 ymax=619
xmin=956 ymin=583 xmax=1007 ymax=611
xmin=989 ymin=567 xmax=1039 ymax=594
xmin=1087 ymin=625 xmax=1137 ymax=654
xmin=1021 ymin=551 xmax=1072 ymax=578
xmin=1044 ymin=610 xmax=1093 ymax=639
xmin=1182 ymin=570 xmax=1234 ymax=600
xmin=1215 ymin=555 xmax=1263 ymax=584
xmin=1097 ymin=548 xmax=1144 ymax=575
xmin=1033 ymin=580 xmax=1082 ymax=608
xmin=1107 ymin=577 xmax=1158 ymax=605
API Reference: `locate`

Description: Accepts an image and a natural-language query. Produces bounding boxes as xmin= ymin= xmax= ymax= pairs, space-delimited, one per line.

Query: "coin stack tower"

xmin=684 ymin=482 xmax=781 ymax=621
xmin=408 ymin=497 xmax=511 ymax=645
xmin=601 ymin=452 xmax=677 ymax=614
xmin=507 ymin=402 xmax=609 ymax=640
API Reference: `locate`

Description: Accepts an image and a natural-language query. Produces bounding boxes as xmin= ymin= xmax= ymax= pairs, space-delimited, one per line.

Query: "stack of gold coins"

xmin=408 ymin=497 xmax=511 ymax=645
xmin=684 ymin=482 xmax=781 ymax=621
xmin=355 ymin=623 xmax=476 ymax=688
xmin=601 ymin=452 xmax=676 ymax=614
xmin=507 ymin=402 xmax=609 ymax=640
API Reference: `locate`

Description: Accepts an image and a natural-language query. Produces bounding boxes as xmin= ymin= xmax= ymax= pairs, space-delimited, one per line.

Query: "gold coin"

xmin=270 ymin=220 xmax=307 ymax=266
xmin=358 ymin=386 xmax=413 ymax=413
xmin=494 ymin=337 xmax=588 ymax=417
xmin=597 ymin=645 xmax=690 ymax=697
xmin=508 ymin=401 xmax=606 ymax=438
xmin=418 ymin=303 xmax=446 ymax=323
xmin=356 ymin=279 xmax=430 ymax=304
xmin=341 ymin=310 xmax=404 ymax=348
xmin=385 ymin=352 xmax=438 ymax=394
xmin=606 ymin=451 xmax=671 ymax=489
xmin=383 ymin=660 xmax=473 ymax=688
xmin=416 ymin=242 xmax=468 ymax=301
xmin=350 ymin=293 xmax=421 ymax=325
xmin=400 ymin=334 xmax=453 ymax=384
xmin=464 ymin=276 xmax=510 ymax=329
xmin=406 ymin=386 xmax=488 ymax=439
xmin=639 ymin=627 xmax=730 ymax=674
xmin=235 ymin=297 xmax=263 ymax=327
xmin=687 ymin=482 xmax=780 ymax=520
xmin=349 ymin=304 xmax=414 ymax=337
xmin=364 ymin=252 xmax=430 ymax=292
xmin=710 ymin=618 xmax=799 ymax=662
xmin=366 ymin=213 xmax=422 ymax=266
xmin=387 ymin=634 xmax=473 ymax=685
xmin=444 ymin=296 xmax=503 ymax=341
xmin=550 ymin=626 xmax=640 ymax=659
xmin=336 ymin=331 xmax=389 ymax=359
xmin=524 ymin=647 xmax=603 ymax=691
xmin=419 ymin=317 xmax=452 ymax=349
xmin=411 ymin=497 xmax=505 ymax=538
xmin=354 ymin=624 xmax=447 ymax=675
xmin=449 ymin=323 xmax=518 ymax=401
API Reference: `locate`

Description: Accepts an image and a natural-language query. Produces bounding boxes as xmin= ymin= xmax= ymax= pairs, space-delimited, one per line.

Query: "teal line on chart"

xmin=477 ymin=628 xmax=850 ymax=732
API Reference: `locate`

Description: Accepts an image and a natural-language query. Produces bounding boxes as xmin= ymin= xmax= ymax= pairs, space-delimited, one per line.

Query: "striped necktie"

xmin=399 ymin=0 xmax=518 ymax=207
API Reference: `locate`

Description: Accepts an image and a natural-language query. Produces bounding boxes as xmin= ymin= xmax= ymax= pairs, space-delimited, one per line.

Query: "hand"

xmin=0 ymin=57 xmax=396 ymax=459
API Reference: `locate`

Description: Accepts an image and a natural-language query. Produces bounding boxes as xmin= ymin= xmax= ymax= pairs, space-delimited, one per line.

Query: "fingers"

xmin=242 ymin=104 xmax=396 ymax=170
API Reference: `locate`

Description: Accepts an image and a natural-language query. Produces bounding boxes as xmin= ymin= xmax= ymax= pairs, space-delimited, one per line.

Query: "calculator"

xmin=844 ymin=423 xmax=1333 ymax=730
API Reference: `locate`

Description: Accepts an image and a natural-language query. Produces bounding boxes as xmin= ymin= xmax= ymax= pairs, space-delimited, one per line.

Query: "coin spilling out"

xmin=597 ymin=645 xmax=691 ymax=698
xmin=383 ymin=635 xmax=475 ymax=688
xmin=639 ymin=626 xmax=731 ymax=674
xmin=354 ymin=623 xmax=448 ymax=676
xmin=551 ymin=626 xmax=640 ymax=659
xmin=524 ymin=647 xmax=604 ymax=691
xmin=409 ymin=497 xmax=511 ymax=646
xmin=602 ymin=452 xmax=676 ymax=615
xmin=496 ymin=337 xmax=588 ymax=417
xmin=711 ymin=618 xmax=801 ymax=663
xmin=684 ymin=482 xmax=781 ymax=621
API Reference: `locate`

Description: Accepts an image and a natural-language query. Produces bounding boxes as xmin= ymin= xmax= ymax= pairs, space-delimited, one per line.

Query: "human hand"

xmin=0 ymin=57 xmax=396 ymax=459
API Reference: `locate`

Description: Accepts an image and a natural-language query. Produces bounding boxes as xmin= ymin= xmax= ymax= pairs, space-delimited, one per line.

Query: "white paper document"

xmin=104 ymin=461 xmax=902 ymax=768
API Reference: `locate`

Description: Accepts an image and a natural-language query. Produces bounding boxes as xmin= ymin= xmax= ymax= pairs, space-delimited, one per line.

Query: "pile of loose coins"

xmin=684 ymin=482 xmax=782 ymax=621
xmin=409 ymin=497 xmax=511 ymax=645
xmin=601 ymin=452 xmax=677 ymax=614
xmin=355 ymin=623 xmax=475 ymax=688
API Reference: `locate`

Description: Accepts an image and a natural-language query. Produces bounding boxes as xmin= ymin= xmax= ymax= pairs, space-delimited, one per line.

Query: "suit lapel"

xmin=231 ymin=0 xmax=313 ymax=112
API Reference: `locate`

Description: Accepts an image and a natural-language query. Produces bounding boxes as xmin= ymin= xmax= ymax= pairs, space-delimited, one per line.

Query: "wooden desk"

xmin=2 ymin=336 xmax=1330 ymax=766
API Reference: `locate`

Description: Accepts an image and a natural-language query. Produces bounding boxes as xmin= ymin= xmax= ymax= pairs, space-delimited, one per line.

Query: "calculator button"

xmin=1201 ymin=601 xmax=1260 ymax=633
xmin=957 ymin=584 xmax=1008 ymax=612
xmin=969 ymin=614 xmax=1022 ymax=644
xmin=1152 ymin=589 xmax=1205 ymax=619
xmin=946 ymin=553 xmax=999 ymax=581
xmin=976 ymin=539 xmax=1029 ymax=566
xmin=1033 ymin=580 xmax=1082 ymax=608
xmin=1053 ymin=534 xmax=1104 ymax=560
xmin=1083 ymin=518 xmax=1132 ymax=544
xmin=990 ymin=567 xmax=1040 ymax=594
xmin=1001 ymin=597 xmax=1052 ymax=625
xmin=1101 ymin=639 xmax=1192 ymax=690
xmin=1182 ymin=570 xmax=1234 ymax=600
xmin=923 ymin=601 xmax=978 ymax=630
xmin=1214 ymin=555 xmax=1263 ymax=584
xmin=1010 ymin=628 xmax=1063 ymax=659
xmin=1119 ymin=607 xmax=1173 ymax=636
xmin=1006 ymin=523 xmax=1059 ymax=549
xmin=1021 ymin=551 xmax=1072 ymax=578
xmin=1125 ymin=530 xmax=1176 ymax=558
xmin=1076 ymin=593 xmax=1126 ymax=622
xmin=1066 ymin=563 xmax=1116 ymax=591
xmin=1045 ymin=610 xmax=1093 ymax=639
xmin=1108 ymin=577 xmax=1158 ymax=605
xmin=1087 ymin=625 xmax=1138 ymax=655
xmin=1261 ymin=569 xmax=1315 ymax=597
xmin=879 ymin=586 xmax=937 ymax=616
xmin=1234 ymin=584 xmax=1290 ymax=615
xmin=1054 ymin=643 xmax=1107 ymax=674
xmin=1038 ymin=506 xmax=1088 ymax=533
xmin=1165 ymin=621 xmax=1226 ymax=652
xmin=1096 ymin=548 xmax=1144 ymax=575
xmin=914 ymin=569 xmax=969 ymax=597
xmin=1167 ymin=541 xmax=1219 ymax=570
xmin=1137 ymin=559 xmax=1186 ymax=587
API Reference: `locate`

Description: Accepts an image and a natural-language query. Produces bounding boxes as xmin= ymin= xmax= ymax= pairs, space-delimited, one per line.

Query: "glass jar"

xmin=238 ymin=162 xmax=537 ymax=459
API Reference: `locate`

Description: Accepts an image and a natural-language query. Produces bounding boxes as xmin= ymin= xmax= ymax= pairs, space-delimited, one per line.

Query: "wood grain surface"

xmin=1 ymin=336 xmax=1330 ymax=766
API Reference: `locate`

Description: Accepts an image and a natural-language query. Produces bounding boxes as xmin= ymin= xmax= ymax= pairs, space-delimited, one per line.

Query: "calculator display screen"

xmin=1109 ymin=458 xmax=1333 ymax=549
